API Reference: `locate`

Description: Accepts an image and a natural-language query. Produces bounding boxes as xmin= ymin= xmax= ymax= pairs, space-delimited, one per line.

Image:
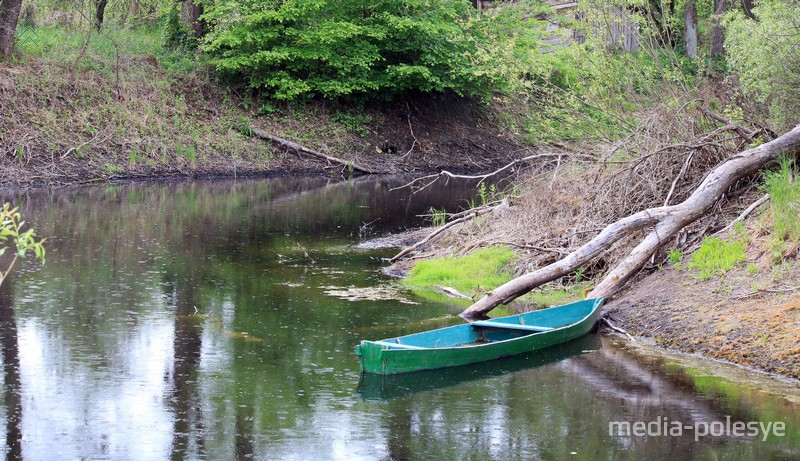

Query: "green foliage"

xmin=0 ymin=203 xmax=46 ymax=285
xmin=331 ymin=110 xmax=373 ymax=137
xmin=404 ymin=246 xmax=516 ymax=296
xmin=505 ymin=1 xmax=700 ymax=143
xmin=725 ymin=1 xmax=800 ymax=130
xmin=16 ymin=24 xmax=197 ymax=73
xmin=686 ymin=236 xmax=747 ymax=280
xmin=164 ymin=3 xmax=199 ymax=51
xmin=760 ymin=156 xmax=800 ymax=259
xmin=202 ymin=0 xmax=548 ymax=101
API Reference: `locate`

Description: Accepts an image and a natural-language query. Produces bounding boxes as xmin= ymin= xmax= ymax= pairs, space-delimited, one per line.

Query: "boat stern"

xmin=355 ymin=341 xmax=388 ymax=374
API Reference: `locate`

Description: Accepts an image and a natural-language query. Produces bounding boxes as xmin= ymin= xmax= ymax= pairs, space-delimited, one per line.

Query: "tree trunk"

xmin=0 ymin=0 xmax=23 ymax=60
xmin=709 ymin=0 xmax=729 ymax=56
xmin=180 ymin=0 xmax=204 ymax=38
xmin=460 ymin=124 xmax=800 ymax=319
xmin=95 ymin=0 xmax=109 ymax=30
xmin=684 ymin=0 xmax=698 ymax=59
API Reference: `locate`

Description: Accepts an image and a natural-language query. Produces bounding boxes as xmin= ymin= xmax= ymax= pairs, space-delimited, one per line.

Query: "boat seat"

xmin=470 ymin=321 xmax=555 ymax=332
xmin=371 ymin=340 xmax=428 ymax=350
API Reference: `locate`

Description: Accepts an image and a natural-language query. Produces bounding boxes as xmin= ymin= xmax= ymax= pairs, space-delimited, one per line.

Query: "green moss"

xmin=404 ymin=246 xmax=516 ymax=298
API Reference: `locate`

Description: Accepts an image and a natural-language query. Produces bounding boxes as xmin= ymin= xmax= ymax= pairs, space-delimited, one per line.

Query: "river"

xmin=0 ymin=177 xmax=796 ymax=460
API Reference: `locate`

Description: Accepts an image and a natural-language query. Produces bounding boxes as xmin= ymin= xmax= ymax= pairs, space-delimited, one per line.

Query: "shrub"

xmin=202 ymin=0 xmax=547 ymax=101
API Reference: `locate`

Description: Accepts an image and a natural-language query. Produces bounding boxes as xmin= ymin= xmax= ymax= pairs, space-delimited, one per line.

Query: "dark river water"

xmin=0 ymin=177 xmax=796 ymax=460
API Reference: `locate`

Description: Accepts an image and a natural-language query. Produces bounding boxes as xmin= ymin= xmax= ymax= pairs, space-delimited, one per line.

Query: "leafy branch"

xmin=0 ymin=203 xmax=46 ymax=287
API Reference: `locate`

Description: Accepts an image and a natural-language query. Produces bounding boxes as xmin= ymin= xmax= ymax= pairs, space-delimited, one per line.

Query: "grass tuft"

xmin=404 ymin=246 xmax=516 ymax=297
xmin=686 ymin=236 xmax=747 ymax=280
xmin=761 ymin=156 xmax=800 ymax=259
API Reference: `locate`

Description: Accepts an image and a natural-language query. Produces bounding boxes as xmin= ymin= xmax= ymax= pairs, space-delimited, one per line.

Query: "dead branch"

xmin=460 ymin=124 xmax=800 ymax=318
xmin=389 ymin=205 xmax=497 ymax=263
xmin=732 ymin=284 xmax=800 ymax=300
xmin=601 ymin=317 xmax=636 ymax=342
xmin=389 ymin=152 xmax=596 ymax=192
xmin=713 ymin=193 xmax=770 ymax=237
xmin=296 ymin=243 xmax=315 ymax=264
xmin=249 ymin=127 xmax=383 ymax=175
xmin=435 ymin=285 xmax=473 ymax=300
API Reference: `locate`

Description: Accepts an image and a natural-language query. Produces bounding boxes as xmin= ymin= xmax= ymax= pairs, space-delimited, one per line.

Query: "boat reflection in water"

xmin=356 ymin=333 xmax=602 ymax=401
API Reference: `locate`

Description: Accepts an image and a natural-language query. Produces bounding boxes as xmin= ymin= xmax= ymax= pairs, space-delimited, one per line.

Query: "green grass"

xmin=404 ymin=246 xmax=516 ymax=297
xmin=761 ymin=156 xmax=800 ymax=259
xmin=526 ymin=282 xmax=593 ymax=308
xmin=16 ymin=24 xmax=198 ymax=73
xmin=686 ymin=236 xmax=747 ymax=280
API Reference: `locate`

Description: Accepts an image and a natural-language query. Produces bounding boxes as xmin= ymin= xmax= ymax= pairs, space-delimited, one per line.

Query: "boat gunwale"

xmin=362 ymin=298 xmax=603 ymax=352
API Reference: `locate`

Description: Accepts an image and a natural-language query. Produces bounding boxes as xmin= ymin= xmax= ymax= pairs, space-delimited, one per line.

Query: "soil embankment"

xmin=605 ymin=262 xmax=800 ymax=379
xmin=1 ymin=61 xmax=523 ymax=189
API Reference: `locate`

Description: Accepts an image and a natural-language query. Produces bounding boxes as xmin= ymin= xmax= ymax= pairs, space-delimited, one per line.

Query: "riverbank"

xmin=381 ymin=218 xmax=800 ymax=381
xmin=605 ymin=260 xmax=800 ymax=380
xmin=1 ymin=28 xmax=525 ymax=190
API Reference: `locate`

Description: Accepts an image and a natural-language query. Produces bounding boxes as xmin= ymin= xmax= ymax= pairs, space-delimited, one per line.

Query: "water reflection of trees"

xmin=0 ymin=280 xmax=21 ymax=461
xmin=0 ymin=179 xmax=794 ymax=460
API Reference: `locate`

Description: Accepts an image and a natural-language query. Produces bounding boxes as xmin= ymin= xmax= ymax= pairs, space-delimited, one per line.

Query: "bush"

xmin=202 ymin=0 xmax=547 ymax=101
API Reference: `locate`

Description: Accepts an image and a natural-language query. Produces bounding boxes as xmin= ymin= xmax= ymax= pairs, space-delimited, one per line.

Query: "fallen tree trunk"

xmin=460 ymin=124 xmax=800 ymax=319
xmin=249 ymin=127 xmax=384 ymax=175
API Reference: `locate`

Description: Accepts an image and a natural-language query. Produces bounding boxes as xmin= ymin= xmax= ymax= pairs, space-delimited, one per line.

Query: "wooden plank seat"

xmin=469 ymin=321 xmax=555 ymax=332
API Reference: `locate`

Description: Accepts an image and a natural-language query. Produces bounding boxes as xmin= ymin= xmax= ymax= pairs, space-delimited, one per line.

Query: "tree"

xmin=709 ymin=0 xmax=729 ymax=56
xmin=202 ymin=0 xmax=545 ymax=101
xmin=725 ymin=0 xmax=800 ymax=130
xmin=0 ymin=0 xmax=23 ymax=60
xmin=0 ymin=203 xmax=46 ymax=287
xmin=180 ymin=0 xmax=203 ymax=38
xmin=684 ymin=0 xmax=697 ymax=59
xmin=95 ymin=0 xmax=109 ymax=30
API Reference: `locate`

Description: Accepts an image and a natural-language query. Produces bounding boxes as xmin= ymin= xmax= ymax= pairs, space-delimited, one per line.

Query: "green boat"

xmin=355 ymin=298 xmax=604 ymax=375
xmin=356 ymin=333 xmax=602 ymax=401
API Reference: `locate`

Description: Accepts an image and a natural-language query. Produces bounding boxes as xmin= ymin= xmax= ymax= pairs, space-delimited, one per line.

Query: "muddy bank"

xmin=605 ymin=262 xmax=800 ymax=380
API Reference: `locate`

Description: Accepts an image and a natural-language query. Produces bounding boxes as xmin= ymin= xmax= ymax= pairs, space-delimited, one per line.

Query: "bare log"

xmin=249 ymin=127 xmax=383 ymax=175
xmin=460 ymin=124 xmax=800 ymax=319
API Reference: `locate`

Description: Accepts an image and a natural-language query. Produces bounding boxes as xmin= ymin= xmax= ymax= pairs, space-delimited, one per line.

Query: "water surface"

xmin=0 ymin=177 xmax=796 ymax=460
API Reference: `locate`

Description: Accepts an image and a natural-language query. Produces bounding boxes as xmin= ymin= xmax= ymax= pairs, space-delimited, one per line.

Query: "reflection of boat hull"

xmin=356 ymin=333 xmax=603 ymax=401
xmin=355 ymin=298 xmax=603 ymax=374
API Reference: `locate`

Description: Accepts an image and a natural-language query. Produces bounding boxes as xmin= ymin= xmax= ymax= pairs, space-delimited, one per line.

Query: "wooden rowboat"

xmin=355 ymin=298 xmax=604 ymax=375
